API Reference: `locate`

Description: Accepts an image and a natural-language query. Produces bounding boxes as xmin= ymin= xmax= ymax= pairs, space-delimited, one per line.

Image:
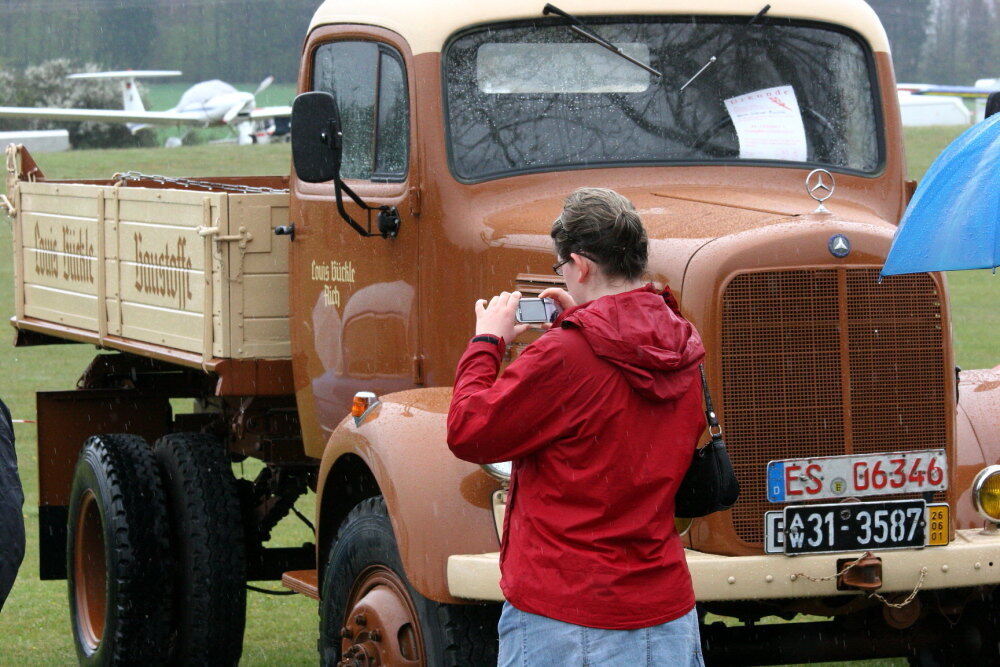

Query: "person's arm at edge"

xmin=0 ymin=398 xmax=25 ymax=611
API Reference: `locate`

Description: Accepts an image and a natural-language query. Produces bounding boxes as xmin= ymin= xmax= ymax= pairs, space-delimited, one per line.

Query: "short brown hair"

xmin=551 ymin=188 xmax=648 ymax=281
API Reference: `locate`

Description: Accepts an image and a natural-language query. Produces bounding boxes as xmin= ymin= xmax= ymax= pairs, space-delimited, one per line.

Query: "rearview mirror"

xmin=291 ymin=91 xmax=342 ymax=183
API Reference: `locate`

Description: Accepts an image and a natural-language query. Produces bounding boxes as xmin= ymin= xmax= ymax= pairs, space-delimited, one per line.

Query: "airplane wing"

xmin=0 ymin=106 xmax=208 ymax=126
xmin=248 ymin=106 xmax=292 ymax=120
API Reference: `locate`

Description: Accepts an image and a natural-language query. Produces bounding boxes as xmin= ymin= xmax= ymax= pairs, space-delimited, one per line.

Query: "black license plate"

xmin=780 ymin=499 xmax=926 ymax=555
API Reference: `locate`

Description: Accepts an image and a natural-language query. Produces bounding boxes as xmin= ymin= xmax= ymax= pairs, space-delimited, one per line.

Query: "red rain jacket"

xmin=447 ymin=284 xmax=706 ymax=629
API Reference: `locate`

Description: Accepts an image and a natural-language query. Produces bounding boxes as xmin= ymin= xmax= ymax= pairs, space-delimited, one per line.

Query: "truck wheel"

xmin=67 ymin=434 xmax=172 ymax=665
xmin=154 ymin=433 xmax=246 ymax=665
xmin=319 ymin=496 xmax=500 ymax=666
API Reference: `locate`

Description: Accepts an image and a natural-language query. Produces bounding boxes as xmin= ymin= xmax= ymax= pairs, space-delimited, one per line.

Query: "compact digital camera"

xmin=515 ymin=297 xmax=561 ymax=324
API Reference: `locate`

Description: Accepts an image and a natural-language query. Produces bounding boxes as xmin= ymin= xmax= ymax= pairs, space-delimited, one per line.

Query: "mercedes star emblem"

xmin=805 ymin=168 xmax=835 ymax=213
xmin=828 ymin=234 xmax=851 ymax=258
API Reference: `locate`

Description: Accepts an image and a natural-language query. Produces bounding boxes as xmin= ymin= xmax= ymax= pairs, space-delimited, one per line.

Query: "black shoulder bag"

xmin=675 ymin=364 xmax=740 ymax=519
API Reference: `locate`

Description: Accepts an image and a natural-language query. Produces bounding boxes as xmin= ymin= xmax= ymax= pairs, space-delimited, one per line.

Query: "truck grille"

xmin=720 ymin=268 xmax=947 ymax=544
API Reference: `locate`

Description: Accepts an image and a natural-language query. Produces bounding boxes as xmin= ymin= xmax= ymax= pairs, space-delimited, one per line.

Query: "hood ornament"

xmin=805 ymin=168 xmax=835 ymax=214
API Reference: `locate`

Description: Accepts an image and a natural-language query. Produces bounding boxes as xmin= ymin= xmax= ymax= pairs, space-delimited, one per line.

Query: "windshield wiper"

xmin=679 ymin=4 xmax=771 ymax=92
xmin=542 ymin=3 xmax=663 ymax=79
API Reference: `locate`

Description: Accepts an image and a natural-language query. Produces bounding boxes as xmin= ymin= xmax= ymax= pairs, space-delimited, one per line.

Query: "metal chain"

xmin=792 ymin=551 xmax=874 ymax=583
xmin=793 ymin=552 xmax=928 ymax=609
xmin=871 ymin=567 xmax=928 ymax=609
xmin=114 ymin=171 xmax=287 ymax=194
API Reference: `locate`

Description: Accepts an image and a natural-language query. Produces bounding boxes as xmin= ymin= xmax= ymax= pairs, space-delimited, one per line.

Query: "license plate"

xmin=767 ymin=449 xmax=947 ymax=502
xmin=763 ymin=500 xmax=949 ymax=555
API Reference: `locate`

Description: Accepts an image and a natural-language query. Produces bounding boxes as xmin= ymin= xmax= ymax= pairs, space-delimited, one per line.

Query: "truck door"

xmin=289 ymin=30 xmax=418 ymax=456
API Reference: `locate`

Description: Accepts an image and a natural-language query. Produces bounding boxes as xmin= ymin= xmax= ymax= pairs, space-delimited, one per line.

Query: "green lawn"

xmin=0 ymin=126 xmax=995 ymax=665
xmin=0 ymin=144 xmax=318 ymax=664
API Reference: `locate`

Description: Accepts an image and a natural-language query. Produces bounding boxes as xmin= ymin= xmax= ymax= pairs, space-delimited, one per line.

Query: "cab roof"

xmin=309 ymin=0 xmax=890 ymax=55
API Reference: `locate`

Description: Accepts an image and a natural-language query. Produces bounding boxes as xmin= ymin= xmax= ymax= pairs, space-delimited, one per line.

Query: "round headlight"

xmin=972 ymin=465 xmax=1000 ymax=523
xmin=674 ymin=517 xmax=693 ymax=536
xmin=482 ymin=461 xmax=512 ymax=482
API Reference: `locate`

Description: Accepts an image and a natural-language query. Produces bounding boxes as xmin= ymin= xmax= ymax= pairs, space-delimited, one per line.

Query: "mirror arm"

xmin=315 ymin=120 xmax=401 ymax=239
xmin=332 ymin=176 xmax=400 ymax=239
xmin=333 ymin=177 xmax=378 ymax=237
xmin=323 ymin=122 xmax=399 ymax=239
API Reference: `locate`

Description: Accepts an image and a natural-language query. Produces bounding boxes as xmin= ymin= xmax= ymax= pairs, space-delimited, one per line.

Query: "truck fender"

xmin=315 ymin=386 xmax=501 ymax=603
xmin=956 ymin=368 xmax=1000 ymax=527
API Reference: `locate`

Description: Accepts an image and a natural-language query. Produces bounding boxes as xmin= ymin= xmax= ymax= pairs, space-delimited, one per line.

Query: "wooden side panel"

xmin=115 ymin=189 xmax=226 ymax=356
xmin=18 ymin=184 xmax=102 ymax=330
xmin=227 ymin=194 xmax=291 ymax=359
xmin=15 ymin=182 xmax=291 ymax=361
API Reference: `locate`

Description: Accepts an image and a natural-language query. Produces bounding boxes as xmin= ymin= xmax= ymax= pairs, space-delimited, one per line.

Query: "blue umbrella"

xmin=881 ymin=113 xmax=1000 ymax=277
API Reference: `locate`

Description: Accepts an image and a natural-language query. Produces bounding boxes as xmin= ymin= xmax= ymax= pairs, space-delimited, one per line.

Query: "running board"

xmin=281 ymin=569 xmax=319 ymax=600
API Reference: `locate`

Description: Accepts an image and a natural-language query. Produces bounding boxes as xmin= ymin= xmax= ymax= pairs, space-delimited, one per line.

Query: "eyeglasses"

xmin=552 ymin=252 xmax=595 ymax=276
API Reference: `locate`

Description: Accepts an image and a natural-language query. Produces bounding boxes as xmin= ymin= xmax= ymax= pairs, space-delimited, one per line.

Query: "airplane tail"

xmin=121 ymin=77 xmax=145 ymax=113
xmin=121 ymin=78 xmax=149 ymax=133
xmin=67 ymin=70 xmax=181 ymax=134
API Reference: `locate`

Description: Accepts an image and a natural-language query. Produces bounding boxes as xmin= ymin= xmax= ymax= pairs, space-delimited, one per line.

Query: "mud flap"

xmin=37 ymin=389 xmax=170 ymax=579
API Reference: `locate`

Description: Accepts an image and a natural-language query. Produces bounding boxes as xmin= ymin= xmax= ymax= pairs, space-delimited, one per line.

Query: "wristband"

xmin=471 ymin=335 xmax=501 ymax=345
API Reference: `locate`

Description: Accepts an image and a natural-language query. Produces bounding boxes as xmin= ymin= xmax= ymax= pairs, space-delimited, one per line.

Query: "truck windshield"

xmin=444 ymin=17 xmax=881 ymax=182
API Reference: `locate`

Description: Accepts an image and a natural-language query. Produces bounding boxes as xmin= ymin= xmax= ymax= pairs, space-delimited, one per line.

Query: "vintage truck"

xmin=4 ymin=0 xmax=1000 ymax=664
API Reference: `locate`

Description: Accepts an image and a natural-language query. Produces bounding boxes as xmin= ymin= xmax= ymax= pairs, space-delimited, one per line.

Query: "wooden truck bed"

xmin=8 ymin=175 xmax=291 ymax=369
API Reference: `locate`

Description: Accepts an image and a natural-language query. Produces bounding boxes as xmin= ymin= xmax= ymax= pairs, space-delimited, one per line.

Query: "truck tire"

xmin=67 ymin=434 xmax=172 ymax=665
xmin=320 ymin=496 xmax=500 ymax=666
xmin=154 ymin=433 xmax=246 ymax=665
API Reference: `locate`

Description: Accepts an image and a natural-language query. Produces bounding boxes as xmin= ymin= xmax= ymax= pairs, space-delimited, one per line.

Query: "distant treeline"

xmin=0 ymin=0 xmax=996 ymax=86
xmin=869 ymin=0 xmax=999 ymax=85
xmin=0 ymin=0 xmax=317 ymax=84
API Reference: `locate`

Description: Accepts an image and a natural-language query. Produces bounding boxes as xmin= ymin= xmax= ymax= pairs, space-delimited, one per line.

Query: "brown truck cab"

xmin=6 ymin=0 xmax=1000 ymax=663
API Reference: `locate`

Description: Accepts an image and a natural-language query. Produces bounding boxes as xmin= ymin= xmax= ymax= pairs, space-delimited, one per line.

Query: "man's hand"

xmin=475 ymin=291 xmax=530 ymax=344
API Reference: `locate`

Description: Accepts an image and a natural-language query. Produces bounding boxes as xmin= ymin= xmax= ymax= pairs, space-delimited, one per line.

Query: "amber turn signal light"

xmin=972 ymin=465 xmax=1000 ymax=524
xmin=351 ymin=391 xmax=379 ymax=425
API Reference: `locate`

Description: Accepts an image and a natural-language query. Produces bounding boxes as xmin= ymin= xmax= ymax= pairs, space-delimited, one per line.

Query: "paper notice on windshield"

xmin=724 ymin=85 xmax=807 ymax=162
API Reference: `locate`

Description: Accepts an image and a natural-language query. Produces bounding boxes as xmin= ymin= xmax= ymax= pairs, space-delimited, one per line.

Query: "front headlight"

xmin=972 ymin=465 xmax=1000 ymax=523
xmin=482 ymin=461 xmax=512 ymax=482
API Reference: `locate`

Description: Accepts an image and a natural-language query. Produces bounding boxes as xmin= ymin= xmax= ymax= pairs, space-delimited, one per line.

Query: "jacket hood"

xmin=558 ymin=285 xmax=705 ymax=401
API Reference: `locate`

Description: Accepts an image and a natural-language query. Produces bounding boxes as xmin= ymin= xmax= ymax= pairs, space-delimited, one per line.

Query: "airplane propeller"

xmin=223 ymin=78 xmax=272 ymax=124
xmin=254 ymin=76 xmax=274 ymax=97
xmin=222 ymin=92 xmax=254 ymax=123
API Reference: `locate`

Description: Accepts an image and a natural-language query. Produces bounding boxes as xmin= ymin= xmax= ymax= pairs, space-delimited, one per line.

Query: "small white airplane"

xmin=0 ymin=70 xmax=291 ymax=146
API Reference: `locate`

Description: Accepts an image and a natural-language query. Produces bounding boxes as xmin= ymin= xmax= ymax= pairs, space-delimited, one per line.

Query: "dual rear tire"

xmin=67 ymin=433 xmax=246 ymax=665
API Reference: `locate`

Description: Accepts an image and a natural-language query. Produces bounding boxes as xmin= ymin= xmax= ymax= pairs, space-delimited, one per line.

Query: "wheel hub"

xmin=338 ymin=566 xmax=424 ymax=666
xmin=73 ymin=489 xmax=107 ymax=651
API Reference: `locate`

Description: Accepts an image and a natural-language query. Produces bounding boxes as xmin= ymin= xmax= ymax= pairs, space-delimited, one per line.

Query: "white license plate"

xmin=766 ymin=449 xmax=947 ymax=503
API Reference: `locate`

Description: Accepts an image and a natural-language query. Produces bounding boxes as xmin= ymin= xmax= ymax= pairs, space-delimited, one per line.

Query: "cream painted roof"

xmin=309 ymin=0 xmax=890 ymax=55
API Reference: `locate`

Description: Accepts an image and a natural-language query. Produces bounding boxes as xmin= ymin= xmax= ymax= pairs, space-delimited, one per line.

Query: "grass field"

xmin=0 ymin=126 xmax=996 ymax=665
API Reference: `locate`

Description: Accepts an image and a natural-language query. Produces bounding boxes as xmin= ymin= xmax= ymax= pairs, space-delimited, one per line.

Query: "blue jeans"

xmin=497 ymin=602 xmax=705 ymax=666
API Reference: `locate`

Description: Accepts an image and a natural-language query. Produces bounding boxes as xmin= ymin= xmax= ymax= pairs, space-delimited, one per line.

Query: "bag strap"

xmin=699 ymin=364 xmax=723 ymax=438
